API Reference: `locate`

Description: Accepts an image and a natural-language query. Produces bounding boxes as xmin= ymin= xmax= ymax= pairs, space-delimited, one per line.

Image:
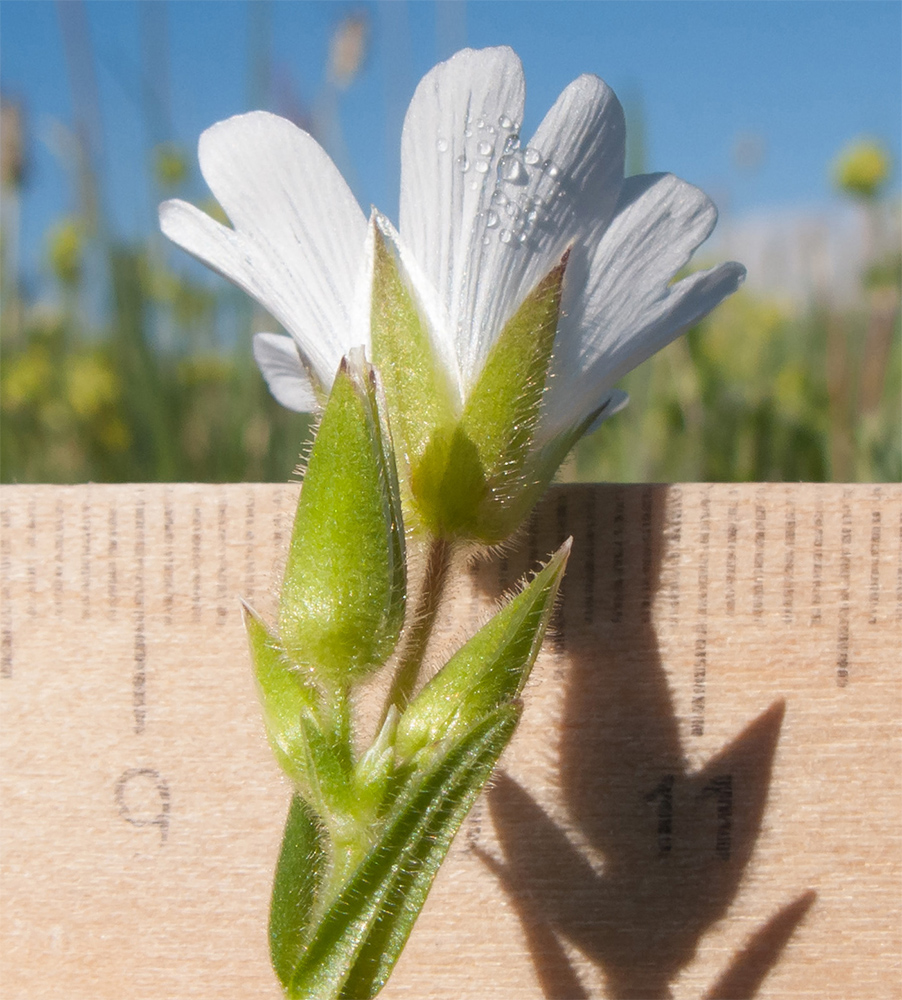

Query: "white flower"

xmin=160 ymin=45 xmax=743 ymax=467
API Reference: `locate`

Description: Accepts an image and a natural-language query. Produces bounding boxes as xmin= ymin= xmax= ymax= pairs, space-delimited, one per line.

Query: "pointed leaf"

xmin=352 ymin=707 xmax=399 ymax=822
xmin=280 ymin=350 xmax=406 ymax=682
xmin=285 ymin=705 xmax=521 ymax=1000
xmin=270 ymin=794 xmax=327 ymax=988
xmin=244 ymin=604 xmax=317 ymax=783
xmin=395 ymin=538 xmax=570 ymax=762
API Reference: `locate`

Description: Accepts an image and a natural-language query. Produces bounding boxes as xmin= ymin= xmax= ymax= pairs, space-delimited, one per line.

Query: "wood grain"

xmin=1 ymin=483 xmax=900 ymax=999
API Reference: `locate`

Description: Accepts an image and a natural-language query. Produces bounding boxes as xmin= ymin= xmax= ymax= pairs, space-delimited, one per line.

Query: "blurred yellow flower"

xmin=47 ymin=217 xmax=83 ymax=287
xmin=66 ymin=355 xmax=120 ymax=418
xmin=97 ymin=415 xmax=131 ymax=452
xmin=153 ymin=142 xmax=190 ymax=188
xmin=832 ymin=138 xmax=892 ymax=200
xmin=1 ymin=348 xmax=52 ymax=410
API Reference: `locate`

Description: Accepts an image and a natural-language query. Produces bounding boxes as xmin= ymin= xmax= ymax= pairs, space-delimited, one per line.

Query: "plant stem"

xmin=380 ymin=536 xmax=452 ymax=724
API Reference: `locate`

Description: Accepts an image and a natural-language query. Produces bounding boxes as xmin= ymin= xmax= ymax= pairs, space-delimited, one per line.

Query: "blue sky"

xmin=1 ymin=0 xmax=900 ymax=291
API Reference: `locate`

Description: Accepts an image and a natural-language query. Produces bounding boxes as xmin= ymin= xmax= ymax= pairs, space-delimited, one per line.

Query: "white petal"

xmin=160 ymin=111 xmax=369 ymax=388
xmin=253 ymin=333 xmax=320 ymax=412
xmin=588 ymin=388 xmax=630 ymax=431
xmin=541 ymin=173 xmax=745 ymax=441
xmin=402 ymin=57 xmax=625 ymax=391
xmin=399 ymin=47 xmax=526 ymax=385
xmin=463 ymin=75 xmax=626 ymax=384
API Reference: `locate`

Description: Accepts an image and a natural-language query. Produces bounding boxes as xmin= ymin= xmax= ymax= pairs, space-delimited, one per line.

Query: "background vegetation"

xmin=1 ymin=9 xmax=899 ymax=485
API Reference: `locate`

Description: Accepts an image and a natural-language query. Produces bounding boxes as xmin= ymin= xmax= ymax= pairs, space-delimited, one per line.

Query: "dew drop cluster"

xmin=434 ymin=109 xmax=565 ymax=251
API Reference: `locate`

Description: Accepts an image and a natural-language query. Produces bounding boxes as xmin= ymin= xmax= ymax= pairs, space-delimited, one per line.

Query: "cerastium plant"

xmin=161 ymin=45 xmax=742 ymax=999
xmin=245 ymin=348 xmax=569 ymax=998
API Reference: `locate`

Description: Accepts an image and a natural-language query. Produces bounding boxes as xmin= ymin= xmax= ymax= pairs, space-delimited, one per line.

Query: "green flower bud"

xmin=279 ymin=350 xmax=406 ymax=683
xmin=371 ymin=217 xmax=568 ymax=543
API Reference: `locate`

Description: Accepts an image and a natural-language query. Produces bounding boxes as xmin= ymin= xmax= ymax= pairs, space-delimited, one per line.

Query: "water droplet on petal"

xmin=475 ymin=159 xmax=490 ymax=173
xmin=477 ymin=140 xmax=493 ymax=157
xmin=476 ymin=116 xmax=486 ymax=129
xmin=543 ymin=160 xmax=560 ymax=178
xmin=499 ymin=229 xmax=513 ymax=244
xmin=518 ymin=231 xmax=528 ymax=244
xmin=485 ymin=210 xmax=499 ymax=228
xmin=492 ymin=190 xmax=508 ymax=206
xmin=499 ymin=154 xmax=527 ymax=184
xmin=499 ymin=114 xmax=513 ymax=129
xmin=464 ymin=128 xmax=473 ymax=138
xmin=457 ymin=154 xmax=470 ymax=172
xmin=504 ymin=134 xmax=521 ymax=153
xmin=524 ymin=147 xmax=541 ymax=165
xmin=437 ymin=137 xmax=449 ymax=153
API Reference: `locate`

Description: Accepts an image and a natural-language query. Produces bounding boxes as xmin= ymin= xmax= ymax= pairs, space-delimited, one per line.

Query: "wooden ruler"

xmin=1 ymin=483 xmax=900 ymax=999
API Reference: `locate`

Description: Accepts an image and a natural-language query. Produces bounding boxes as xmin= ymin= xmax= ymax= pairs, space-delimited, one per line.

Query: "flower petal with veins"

xmin=542 ymin=172 xmax=745 ymax=442
xmin=160 ymin=112 xmax=370 ymax=391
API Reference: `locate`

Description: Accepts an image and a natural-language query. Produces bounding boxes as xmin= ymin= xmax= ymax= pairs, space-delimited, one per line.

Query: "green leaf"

xmin=458 ymin=254 xmax=568 ymax=542
xmin=245 ymin=603 xmax=356 ymax=812
xmin=244 ymin=604 xmax=317 ymax=784
xmin=370 ymin=217 xmax=457 ymax=473
xmin=395 ymin=538 xmax=571 ymax=762
xmin=351 ymin=707 xmax=399 ymax=824
xmin=283 ymin=705 xmax=521 ymax=1000
xmin=270 ymin=794 xmax=326 ymax=989
xmin=279 ymin=350 xmax=406 ymax=682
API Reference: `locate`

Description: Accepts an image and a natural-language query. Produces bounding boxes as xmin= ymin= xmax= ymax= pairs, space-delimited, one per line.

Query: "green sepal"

xmin=461 ymin=253 xmax=567 ymax=496
xmin=409 ymin=255 xmax=568 ymax=543
xmin=283 ymin=704 xmax=521 ymax=1000
xmin=395 ymin=538 xmax=571 ymax=762
xmin=492 ymin=391 xmax=628 ymax=539
xmin=409 ymin=423 xmax=487 ymax=537
xmin=279 ymin=349 xmax=406 ymax=682
xmin=370 ymin=216 xmax=457 ymax=473
xmin=270 ymin=794 xmax=326 ymax=989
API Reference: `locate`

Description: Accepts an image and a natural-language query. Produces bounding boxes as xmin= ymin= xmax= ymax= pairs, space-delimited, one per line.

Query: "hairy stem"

xmin=381 ymin=536 xmax=452 ymax=723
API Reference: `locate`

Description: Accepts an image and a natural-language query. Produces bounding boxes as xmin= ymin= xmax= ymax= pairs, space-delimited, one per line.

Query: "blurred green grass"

xmin=1 ymin=20 xmax=899 ymax=486
xmin=2 ymin=228 xmax=898 ymax=485
xmin=1 ymin=240 xmax=314 ymax=484
xmin=567 ymin=272 xmax=901 ymax=484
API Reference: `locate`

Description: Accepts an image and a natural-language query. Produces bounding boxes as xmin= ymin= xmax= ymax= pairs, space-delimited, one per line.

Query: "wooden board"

xmin=1 ymin=483 xmax=900 ymax=999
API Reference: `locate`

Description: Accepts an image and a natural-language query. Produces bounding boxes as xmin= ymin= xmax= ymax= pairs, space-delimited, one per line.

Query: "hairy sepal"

xmin=279 ymin=349 xmax=406 ymax=683
xmin=369 ymin=217 xmax=457 ymax=476
xmin=409 ymin=256 xmax=568 ymax=542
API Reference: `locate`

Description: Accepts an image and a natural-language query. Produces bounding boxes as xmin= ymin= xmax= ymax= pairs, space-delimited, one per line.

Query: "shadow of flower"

xmin=469 ymin=485 xmax=815 ymax=999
